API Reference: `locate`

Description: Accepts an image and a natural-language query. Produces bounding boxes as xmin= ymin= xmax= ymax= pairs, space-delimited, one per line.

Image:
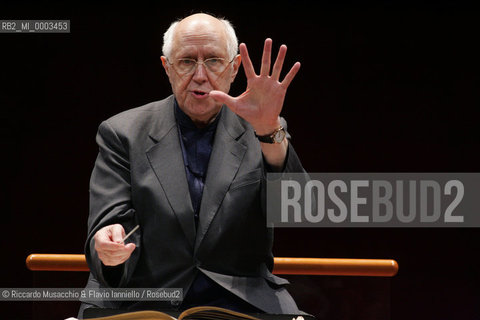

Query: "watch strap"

xmin=254 ymin=126 xmax=285 ymax=144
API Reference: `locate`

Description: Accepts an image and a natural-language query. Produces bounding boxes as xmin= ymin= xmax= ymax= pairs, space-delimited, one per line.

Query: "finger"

xmin=95 ymin=239 xmax=127 ymax=252
xmin=98 ymin=252 xmax=124 ymax=265
xmin=101 ymin=251 xmax=129 ymax=260
xmin=271 ymin=44 xmax=287 ymax=81
xmin=103 ymin=244 xmax=135 ymax=258
xmin=99 ymin=254 xmax=125 ymax=267
xmin=117 ymin=245 xmax=135 ymax=263
xmin=209 ymin=90 xmax=238 ymax=112
xmin=239 ymin=43 xmax=256 ymax=79
xmin=111 ymin=224 xmax=126 ymax=243
xmin=281 ymin=62 xmax=301 ymax=89
xmin=260 ymin=38 xmax=272 ymax=76
xmin=98 ymin=253 xmax=115 ymax=266
xmin=106 ymin=244 xmax=135 ymax=265
xmin=125 ymin=243 xmax=136 ymax=252
xmin=97 ymin=245 xmax=134 ymax=265
xmin=94 ymin=226 xmax=120 ymax=248
xmin=100 ymin=254 xmax=126 ymax=265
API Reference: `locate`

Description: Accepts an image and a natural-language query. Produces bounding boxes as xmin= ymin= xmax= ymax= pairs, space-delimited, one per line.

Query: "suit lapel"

xmin=194 ymin=106 xmax=247 ymax=252
xmin=146 ymin=96 xmax=196 ymax=249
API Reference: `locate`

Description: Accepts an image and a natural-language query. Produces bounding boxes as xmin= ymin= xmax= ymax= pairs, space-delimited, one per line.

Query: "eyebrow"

xmin=178 ymin=55 xmax=223 ymax=60
xmin=175 ymin=48 xmax=226 ymax=60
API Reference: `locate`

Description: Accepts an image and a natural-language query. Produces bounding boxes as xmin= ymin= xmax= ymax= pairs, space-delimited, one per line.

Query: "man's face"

xmin=161 ymin=15 xmax=241 ymax=125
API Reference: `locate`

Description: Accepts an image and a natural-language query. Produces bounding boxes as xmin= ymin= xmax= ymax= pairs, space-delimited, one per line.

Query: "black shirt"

xmin=174 ymin=100 xmax=261 ymax=313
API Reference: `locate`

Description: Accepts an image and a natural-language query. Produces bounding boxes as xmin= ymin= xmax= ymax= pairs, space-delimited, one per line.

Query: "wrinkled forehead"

xmin=171 ymin=19 xmax=229 ymax=58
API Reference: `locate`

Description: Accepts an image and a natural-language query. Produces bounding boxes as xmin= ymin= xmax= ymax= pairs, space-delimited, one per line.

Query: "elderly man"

xmin=80 ymin=13 xmax=306 ymax=317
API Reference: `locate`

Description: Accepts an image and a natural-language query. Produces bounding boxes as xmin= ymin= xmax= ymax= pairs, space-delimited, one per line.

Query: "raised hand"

xmin=209 ymin=38 xmax=300 ymax=135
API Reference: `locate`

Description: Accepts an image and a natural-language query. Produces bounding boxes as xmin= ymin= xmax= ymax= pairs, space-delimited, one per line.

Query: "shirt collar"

xmin=174 ymin=98 xmax=221 ymax=133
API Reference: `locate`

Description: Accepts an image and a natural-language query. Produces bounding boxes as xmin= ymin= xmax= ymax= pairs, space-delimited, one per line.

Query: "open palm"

xmin=209 ymin=38 xmax=300 ymax=134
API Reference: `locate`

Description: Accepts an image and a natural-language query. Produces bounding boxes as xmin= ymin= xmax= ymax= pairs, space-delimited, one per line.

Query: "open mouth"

xmin=192 ymin=90 xmax=208 ymax=98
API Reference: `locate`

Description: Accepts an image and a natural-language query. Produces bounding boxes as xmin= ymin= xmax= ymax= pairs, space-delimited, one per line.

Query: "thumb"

xmin=209 ymin=90 xmax=237 ymax=110
xmin=125 ymin=243 xmax=136 ymax=253
xmin=110 ymin=224 xmax=125 ymax=244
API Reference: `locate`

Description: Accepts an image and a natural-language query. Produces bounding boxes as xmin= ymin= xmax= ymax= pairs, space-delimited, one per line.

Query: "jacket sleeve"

xmin=84 ymin=120 xmax=141 ymax=288
xmin=261 ymin=117 xmax=309 ymax=272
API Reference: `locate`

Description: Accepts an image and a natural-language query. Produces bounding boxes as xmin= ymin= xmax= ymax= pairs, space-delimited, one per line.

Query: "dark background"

xmin=1 ymin=1 xmax=479 ymax=319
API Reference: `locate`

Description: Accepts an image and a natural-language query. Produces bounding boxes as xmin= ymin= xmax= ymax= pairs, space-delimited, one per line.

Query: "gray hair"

xmin=162 ymin=17 xmax=238 ymax=60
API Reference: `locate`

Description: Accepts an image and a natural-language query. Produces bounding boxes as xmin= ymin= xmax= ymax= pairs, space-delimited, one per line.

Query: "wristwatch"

xmin=255 ymin=126 xmax=286 ymax=144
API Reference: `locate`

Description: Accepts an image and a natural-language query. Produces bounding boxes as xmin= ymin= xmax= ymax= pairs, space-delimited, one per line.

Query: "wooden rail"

xmin=273 ymin=257 xmax=398 ymax=277
xmin=26 ymin=254 xmax=398 ymax=277
xmin=26 ymin=254 xmax=89 ymax=272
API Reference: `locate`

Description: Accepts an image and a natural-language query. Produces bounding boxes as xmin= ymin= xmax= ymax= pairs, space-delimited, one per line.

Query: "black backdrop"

xmin=1 ymin=1 xmax=479 ymax=319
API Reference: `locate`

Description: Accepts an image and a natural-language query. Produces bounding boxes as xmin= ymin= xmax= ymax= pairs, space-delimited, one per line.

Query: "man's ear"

xmin=160 ymin=56 xmax=170 ymax=76
xmin=230 ymin=54 xmax=242 ymax=83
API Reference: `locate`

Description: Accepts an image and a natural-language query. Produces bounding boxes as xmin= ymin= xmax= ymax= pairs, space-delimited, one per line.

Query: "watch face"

xmin=273 ymin=129 xmax=286 ymax=143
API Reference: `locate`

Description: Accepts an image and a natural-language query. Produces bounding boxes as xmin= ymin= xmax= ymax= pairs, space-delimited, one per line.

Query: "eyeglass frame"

xmin=166 ymin=56 xmax=236 ymax=76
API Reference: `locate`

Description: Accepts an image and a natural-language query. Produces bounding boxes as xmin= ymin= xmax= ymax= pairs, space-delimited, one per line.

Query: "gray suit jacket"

xmin=82 ymin=95 xmax=306 ymax=314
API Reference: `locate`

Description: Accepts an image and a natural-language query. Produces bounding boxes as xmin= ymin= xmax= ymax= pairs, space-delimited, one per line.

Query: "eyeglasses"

xmin=167 ymin=57 xmax=234 ymax=75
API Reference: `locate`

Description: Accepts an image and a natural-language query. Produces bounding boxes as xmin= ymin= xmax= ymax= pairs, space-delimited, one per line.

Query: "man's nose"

xmin=192 ymin=63 xmax=208 ymax=82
